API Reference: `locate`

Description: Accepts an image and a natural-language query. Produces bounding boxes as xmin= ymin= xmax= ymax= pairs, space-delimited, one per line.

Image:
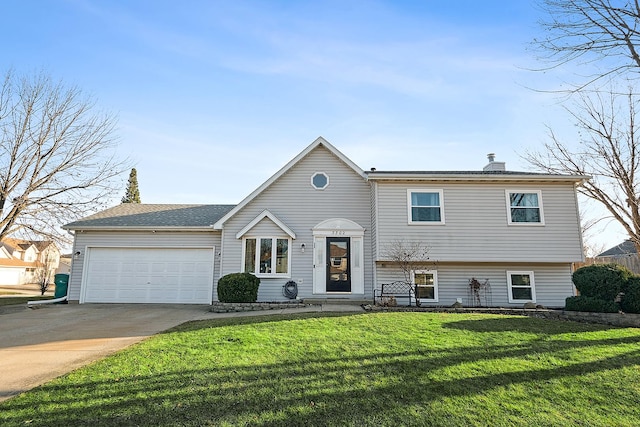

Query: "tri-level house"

xmin=63 ymin=137 xmax=587 ymax=307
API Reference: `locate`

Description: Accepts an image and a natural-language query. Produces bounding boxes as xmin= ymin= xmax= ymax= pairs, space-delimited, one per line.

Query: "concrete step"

xmin=303 ymin=298 xmax=371 ymax=305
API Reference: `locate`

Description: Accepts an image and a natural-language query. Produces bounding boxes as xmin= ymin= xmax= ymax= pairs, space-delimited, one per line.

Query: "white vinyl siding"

xmin=376 ymin=182 xmax=582 ymax=263
xmin=376 ymin=263 xmax=572 ymax=308
xmin=219 ymin=145 xmax=372 ymax=302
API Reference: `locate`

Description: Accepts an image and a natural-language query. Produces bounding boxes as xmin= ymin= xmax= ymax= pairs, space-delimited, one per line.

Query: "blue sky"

xmin=0 ymin=1 xmax=625 ymax=250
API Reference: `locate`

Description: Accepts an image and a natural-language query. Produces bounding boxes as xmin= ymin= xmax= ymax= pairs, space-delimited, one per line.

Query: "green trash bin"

xmin=54 ymin=273 xmax=69 ymax=303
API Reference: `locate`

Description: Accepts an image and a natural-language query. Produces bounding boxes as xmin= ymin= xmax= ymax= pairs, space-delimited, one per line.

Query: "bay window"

xmin=243 ymin=237 xmax=290 ymax=277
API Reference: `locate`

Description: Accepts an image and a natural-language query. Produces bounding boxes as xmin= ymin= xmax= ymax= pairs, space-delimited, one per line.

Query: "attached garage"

xmin=81 ymin=247 xmax=215 ymax=304
xmin=0 ymin=267 xmax=24 ymax=285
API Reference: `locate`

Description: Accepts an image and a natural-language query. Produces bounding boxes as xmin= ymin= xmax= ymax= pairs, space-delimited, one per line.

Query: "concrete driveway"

xmin=0 ymin=302 xmax=362 ymax=402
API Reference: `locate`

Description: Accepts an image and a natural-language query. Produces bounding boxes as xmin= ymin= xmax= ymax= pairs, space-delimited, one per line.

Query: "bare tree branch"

xmin=0 ymin=69 xmax=130 ymax=245
xmin=524 ymin=86 xmax=640 ymax=253
xmin=533 ymin=0 xmax=640 ymax=90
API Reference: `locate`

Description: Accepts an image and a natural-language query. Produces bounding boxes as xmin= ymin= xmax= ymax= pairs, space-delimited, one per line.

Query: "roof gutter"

xmin=366 ymin=172 xmax=590 ymax=183
xmin=62 ymin=226 xmax=218 ymax=232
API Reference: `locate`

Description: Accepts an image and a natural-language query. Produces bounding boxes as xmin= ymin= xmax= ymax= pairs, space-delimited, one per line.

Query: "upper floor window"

xmin=311 ymin=172 xmax=329 ymax=190
xmin=407 ymin=189 xmax=444 ymax=224
xmin=506 ymin=190 xmax=544 ymax=225
xmin=243 ymin=237 xmax=290 ymax=277
xmin=507 ymin=271 xmax=536 ymax=303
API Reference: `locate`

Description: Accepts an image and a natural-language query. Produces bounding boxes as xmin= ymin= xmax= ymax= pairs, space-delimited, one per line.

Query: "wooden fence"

xmin=574 ymin=255 xmax=640 ymax=275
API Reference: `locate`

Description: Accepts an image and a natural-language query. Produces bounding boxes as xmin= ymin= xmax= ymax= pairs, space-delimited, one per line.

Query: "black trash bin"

xmin=54 ymin=273 xmax=69 ymax=303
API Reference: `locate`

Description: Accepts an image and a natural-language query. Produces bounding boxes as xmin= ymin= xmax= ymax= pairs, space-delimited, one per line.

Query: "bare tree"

xmin=0 ymin=70 xmax=128 ymax=244
xmin=579 ymin=199 xmax=609 ymax=257
xmin=382 ymin=239 xmax=434 ymax=306
xmin=534 ymin=0 xmax=640 ymax=90
xmin=34 ymin=254 xmax=56 ymax=295
xmin=525 ymin=87 xmax=640 ymax=254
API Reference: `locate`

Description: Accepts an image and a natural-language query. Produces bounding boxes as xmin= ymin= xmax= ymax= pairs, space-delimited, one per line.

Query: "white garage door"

xmin=0 ymin=268 xmax=23 ymax=285
xmin=82 ymin=247 xmax=214 ymax=304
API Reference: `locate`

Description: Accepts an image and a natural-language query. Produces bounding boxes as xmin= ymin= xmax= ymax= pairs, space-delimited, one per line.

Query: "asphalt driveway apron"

xmin=0 ymin=304 xmax=217 ymax=402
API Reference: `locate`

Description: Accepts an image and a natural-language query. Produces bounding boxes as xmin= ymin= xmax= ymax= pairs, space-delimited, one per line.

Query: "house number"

xmin=332 ymin=230 xmax=345 ymax=235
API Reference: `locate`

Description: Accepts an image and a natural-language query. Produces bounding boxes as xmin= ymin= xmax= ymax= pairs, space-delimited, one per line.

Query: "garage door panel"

xmin=83 ymin=248 xmax=214 ymax=304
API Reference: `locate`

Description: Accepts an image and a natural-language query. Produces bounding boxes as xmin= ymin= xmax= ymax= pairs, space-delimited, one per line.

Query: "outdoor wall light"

xmin=300 ymin=243 xmax=306 ymax=253
xmin=73 ymin=251 xmax=81 ymax=259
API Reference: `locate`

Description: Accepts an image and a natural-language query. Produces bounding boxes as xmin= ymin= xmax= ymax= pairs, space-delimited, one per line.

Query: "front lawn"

xmin=0 ymin=296 xmax=51 ymax=306
xmin=2 ymin=312 xmax=640 ymax=426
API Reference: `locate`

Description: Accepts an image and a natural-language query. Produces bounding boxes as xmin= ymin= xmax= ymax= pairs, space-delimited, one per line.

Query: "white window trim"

xmin=407 ymin=189 xmax=445 ymax=225
xmin=411 ymin=269 xmax=439 ymax=302
xmin=506 ymin=270 xmax=536 ymax=303
xmin=311 ymin=172 xmax=330 ymax=190
xmin=241 ymin=237 xmax=292 ymax=278
xmin=505 ymin=190 xmax=545 ymax=226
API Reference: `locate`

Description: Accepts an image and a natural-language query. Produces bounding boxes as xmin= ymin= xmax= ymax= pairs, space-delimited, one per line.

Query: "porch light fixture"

xmin=73 ymin=251 xmax=81 ymax=259
xmin=300 ymin=243 xmax=306 ymax=253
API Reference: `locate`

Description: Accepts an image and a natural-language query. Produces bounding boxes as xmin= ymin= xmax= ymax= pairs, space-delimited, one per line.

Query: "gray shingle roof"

xmin=63 ymin=204 xmax=236 ymax=230
xmin=598 ymin=240 xmax=637 ymax=257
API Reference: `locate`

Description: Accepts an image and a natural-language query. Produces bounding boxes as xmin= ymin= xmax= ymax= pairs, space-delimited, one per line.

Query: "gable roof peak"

xmin=213 ymin=137 xmax=365 ymax=229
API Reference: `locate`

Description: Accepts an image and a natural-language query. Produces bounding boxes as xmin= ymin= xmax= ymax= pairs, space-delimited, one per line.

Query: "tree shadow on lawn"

xmin=3 ymin=332 xmax=640 ymax=426
xmin=441 ymin=316 xmax=621 ymax=334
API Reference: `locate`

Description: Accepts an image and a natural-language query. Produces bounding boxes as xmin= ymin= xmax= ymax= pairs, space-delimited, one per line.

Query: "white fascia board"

xmin=214 ymin=137 xmax=366 ymax=229
xmin=236 ymin=210 xmax=296 ymax=239
xmin=366 ymin=173 xmax=590 ymax=183
xmin=64 ymin=226 xmax=218 ymax=232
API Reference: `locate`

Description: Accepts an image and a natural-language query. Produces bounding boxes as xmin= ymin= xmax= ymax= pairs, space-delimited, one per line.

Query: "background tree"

xmin=530 ymin=1 xmax=640 ymax=252
xmin=525 ymin=88 xmax=640 ymax=254
xmin=0 ymin=69 xmax=128 ymax=244
xmin=122 ymin=168 xmax=141 ymax=203
xmin=34 ymin=253 xmax=57 ymax=295
xmin=534 ymin=0 xmax=640 ymax=90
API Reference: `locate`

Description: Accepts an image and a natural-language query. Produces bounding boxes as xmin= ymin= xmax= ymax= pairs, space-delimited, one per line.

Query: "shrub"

xmin=565 ymin=296 xmax=619 ymax=313
xmin=572 ymin=264 xmax=632 ymax=301
xmin=621 ymin=276 xmax=640 ymax=314
xmin=217 ymin=273 xmax=260 ymax=303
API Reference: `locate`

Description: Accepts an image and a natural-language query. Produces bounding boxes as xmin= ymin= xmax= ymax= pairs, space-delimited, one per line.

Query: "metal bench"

xmin=375 ymin=281 xmax=416 ymax=306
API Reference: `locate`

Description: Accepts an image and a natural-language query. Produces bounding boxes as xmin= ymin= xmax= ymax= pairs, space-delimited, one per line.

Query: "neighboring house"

xmin=0 ymin=244 xmax=30 ymax=285
xmin=598 ymin=240 xmax=636 ymax=258
xmin=0 ymin=238 xmax=61 ymax=285
xmin=55 ymin=254 xmax=72 ymax=275
xmin=63 ymin=137 xmax=587 ymax=307
xmin=586 ymin=240 xmax=640 ymax=274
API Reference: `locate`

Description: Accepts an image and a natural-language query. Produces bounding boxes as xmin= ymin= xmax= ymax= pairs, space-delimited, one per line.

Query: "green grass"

xmin=2 ymin=312 xmax=640 ymax=426
xmin=0 ymin=295 xmax=51 ymax=306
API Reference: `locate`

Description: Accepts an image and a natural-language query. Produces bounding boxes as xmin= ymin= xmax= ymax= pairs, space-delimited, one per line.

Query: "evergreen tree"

xmin=122 ymin=168 xmax=141 ymax=203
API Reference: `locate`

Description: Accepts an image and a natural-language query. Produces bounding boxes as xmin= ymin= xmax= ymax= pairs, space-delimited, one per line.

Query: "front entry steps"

xmin=304 ymin=298 xmax=372 ymax=305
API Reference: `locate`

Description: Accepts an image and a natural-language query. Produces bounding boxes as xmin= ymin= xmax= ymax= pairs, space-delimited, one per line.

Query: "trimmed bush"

xmin=565 ymin=296 xmax=619 ymax=313
xmin=217 ymin=273 xmax=260 ymax=303
xmin=621 ymin=276 xmax=640 ymax=314
xmin=572 ymin=264 xmax=632 ymax=301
